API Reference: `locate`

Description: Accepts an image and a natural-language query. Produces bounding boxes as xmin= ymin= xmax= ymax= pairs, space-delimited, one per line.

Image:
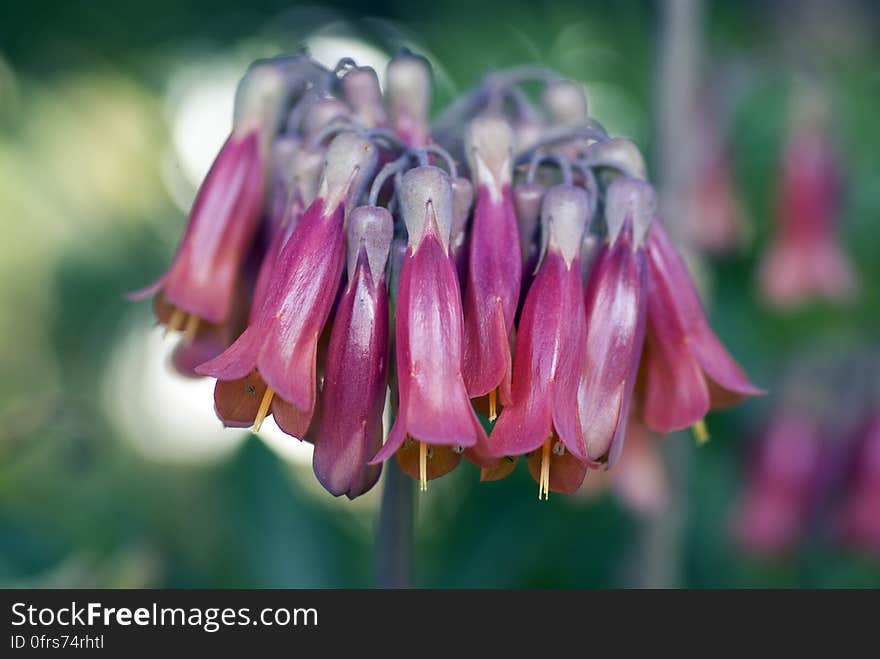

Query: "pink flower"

xmin=313 ymin=206 xmax=392 ymax=498
xmin=641 ymin=218 xmax=762 ymax=434
xmin=758 ymin=92 xmax=856 ymax=307
xmin=462 ymin=116 xmax=521 ymax=415
xmin=577 ymin=178 xmax=651 ymax=466
xmin=733 ymin=412 xmax=825 ymax=556
xmin=485 ymin=185 xmax=593 ymax=497
xmin=197 ymin=132 xmax=378 ymax=437
xmin=369 ymin=167 xmax=490 ymax=489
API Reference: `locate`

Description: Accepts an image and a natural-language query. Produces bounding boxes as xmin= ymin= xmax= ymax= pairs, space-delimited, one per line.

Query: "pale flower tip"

xmin=386 ymin=50 xmax=432 ymax=118
xmin=321 ymin=132 xmax=378 ymax=209
xmin=605 ymin=177 xmax=656 ymax=246
xmin=587 ymin=138 xmax=648 ymax=180
xmin=542 ymin=80 xmax=588 ymax=125
xmin=347 ymin=206 xmax=394 ymax=278
xmin=466 ymin=114 xmax=514 ymax=185
xmin=400 ymin=166 xmax=454 ymax=249
xmin=341 ymin=66 xmax=385 ymax=127
xmin=541 ymin=184 xmax=590 ymax=266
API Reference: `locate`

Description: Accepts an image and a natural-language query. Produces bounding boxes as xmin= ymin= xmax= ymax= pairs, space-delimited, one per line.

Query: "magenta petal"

xmin=462 ymin=187 xmax=521 ymax=398
xmin=256 ymin=200 xmax=345 ymax=408
xmin=313 ymin=257 xmax=389 ymax=498
xmin=578 ymin=231 xmax=647 ymax=462
xmin=391 ymin=231 xmax=486 ymax=447
xmin=489 ymin=252 xmax=585 ymax=458
xmin=647 ymin=222 xmax=762 ymax=405
xmin=195 ymin=323 xmax=261 ymax=381
xmin=161 ymin=131 xmax=266 ymax=324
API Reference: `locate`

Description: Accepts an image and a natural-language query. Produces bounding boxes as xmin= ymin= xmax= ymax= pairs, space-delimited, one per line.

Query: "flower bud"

xmin=466 ymin=114 xmax=514 ymax=194
xmin=319 ymin=132 xmax=378 ymax=213
xmin=347 ymin=206 xmax=393 ymax=279
xmin=386 ymin=51 xmax=432 ymax=146
xmin=341 ymin=66 xmax=386 ymax=128
xmin=399 ymin=166 xmax=454 ymax=251
xmin=542 ymin=80 xmax=588 ymax=125
xmin=540 ymin=184 xmax=590 ymax=268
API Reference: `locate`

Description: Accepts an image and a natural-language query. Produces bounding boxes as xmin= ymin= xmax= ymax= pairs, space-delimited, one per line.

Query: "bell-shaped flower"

xmin=577 ymin=178 xmax=651 ymax=467
xmin=485 ymin=185 xmax=593 ymax=497
xmin=640 ymin=212 xmax=762 ymax=435
xmin=733 ymin=412 xmax=825 ymax=556
xmin=131 ymin=58 xmax=317 ymax=332
xmin=197 ymin=132 xmax=378 ymax=437
xmin=840 ymin=415 xmax=880 ymax=557
xmin=369 ymin=167 xmax=490 ymax=490
xmin=313 ymin=206 xmax=392 ymax=498
xmin=461 ymin=115 xmax=521 ymax=417
xmin=758 ymin=92 xmax=856 ymax=307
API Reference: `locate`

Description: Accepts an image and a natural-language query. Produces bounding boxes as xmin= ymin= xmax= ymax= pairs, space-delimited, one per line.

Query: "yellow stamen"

xmin=166 ymin=307 xmax=185 ymax=335
xmin=419 ymin=441 xmax=428 ymax=492
xmin=538 ymin=437 xmax=552 ymax=501
xmin=253 ymin=386 xmax=275 ymax=432
xmin=488 ymin=389 xmax=498 ymax=422
xmin=693 ymin=418 xmax=710 ymax=445
xmin=182 ymin=314 xmax=200 ymax=343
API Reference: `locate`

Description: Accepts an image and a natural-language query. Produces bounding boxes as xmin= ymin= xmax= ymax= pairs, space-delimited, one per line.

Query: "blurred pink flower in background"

xmin=758 ymin=85 xmax=857 ymax=308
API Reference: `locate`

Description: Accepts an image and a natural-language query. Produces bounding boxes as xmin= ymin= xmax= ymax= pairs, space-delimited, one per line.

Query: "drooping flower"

xmin=576 ymin=178 xmax=651 ymax=467
xmin=369 ymin=166 xmax=490 ymax=489
xmin=131 ymin=58 xmax=319 ymax=333
xmin=733 ymin=411 xmax=825 ymax=556
xmin=198 ymin=132 xmax=378 ymax=436
xmin=758 ymin=88 xmax=856 ymax=307
xmin=485 ymin=185 xmax=593 ymax=497
xmin=461 ymin=115 xmax=521 ymax=417
xmin=313 ymin=206 xmax=392 ymax=498
xmin=640 ymin=216 xmax=763 ymax=435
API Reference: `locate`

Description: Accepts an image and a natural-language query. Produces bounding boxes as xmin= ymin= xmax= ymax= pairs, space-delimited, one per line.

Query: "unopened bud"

xmin=585 ymin=138 xmax=647 ymax=180
xmin=466 ymin=114 xmax=514 ymax=191
xmin=320 ymin=132 xmax=378 ymax=212
xmin=341 ymin=66 xmax=386 ymax=128
xmin=399 ymin=166 xmax=454 ymax=251
xmin=542 ymin=80 xmax=588 ymax=125
xmin=347 ymin=206 xmax=393 ymax=279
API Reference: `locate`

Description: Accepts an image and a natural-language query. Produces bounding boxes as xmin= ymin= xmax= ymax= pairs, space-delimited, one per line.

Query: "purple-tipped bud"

xmin=302 ymin=96 xmax=351 ymax=140
xmin=341 ymin=66 xmax=386 ymax=128
xmin=539 ymin=184 xmax=591 ymax=269
xmin=398 ymin=166 xmax=454 ymax=251
xmin=346 ymin=206 xmax=394 ymax=279
xmin=604 ymin=177 xmax=656 ymax=247
xmin=542 ymin=80 xmax=588 ymax=125
xmin=386 ymin=51 xmax=432 ymax=147
xmin=585 ymin=138 xmax=647 ymax=180
xmin=313 ymin=205 xmax=392 ymax=498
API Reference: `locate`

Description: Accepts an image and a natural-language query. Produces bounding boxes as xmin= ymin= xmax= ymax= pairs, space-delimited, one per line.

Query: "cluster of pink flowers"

xmin=134 ymin=52 xmax=760 ymax=499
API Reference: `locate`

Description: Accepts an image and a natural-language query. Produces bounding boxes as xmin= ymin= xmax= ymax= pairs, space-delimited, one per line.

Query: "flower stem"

xmin=374 ymin=458 xmax=415 ymax=588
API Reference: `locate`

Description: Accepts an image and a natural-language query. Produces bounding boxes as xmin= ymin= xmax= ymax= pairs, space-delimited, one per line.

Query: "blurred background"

xmin=1 ymin=0 xmax=878 ymax=588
